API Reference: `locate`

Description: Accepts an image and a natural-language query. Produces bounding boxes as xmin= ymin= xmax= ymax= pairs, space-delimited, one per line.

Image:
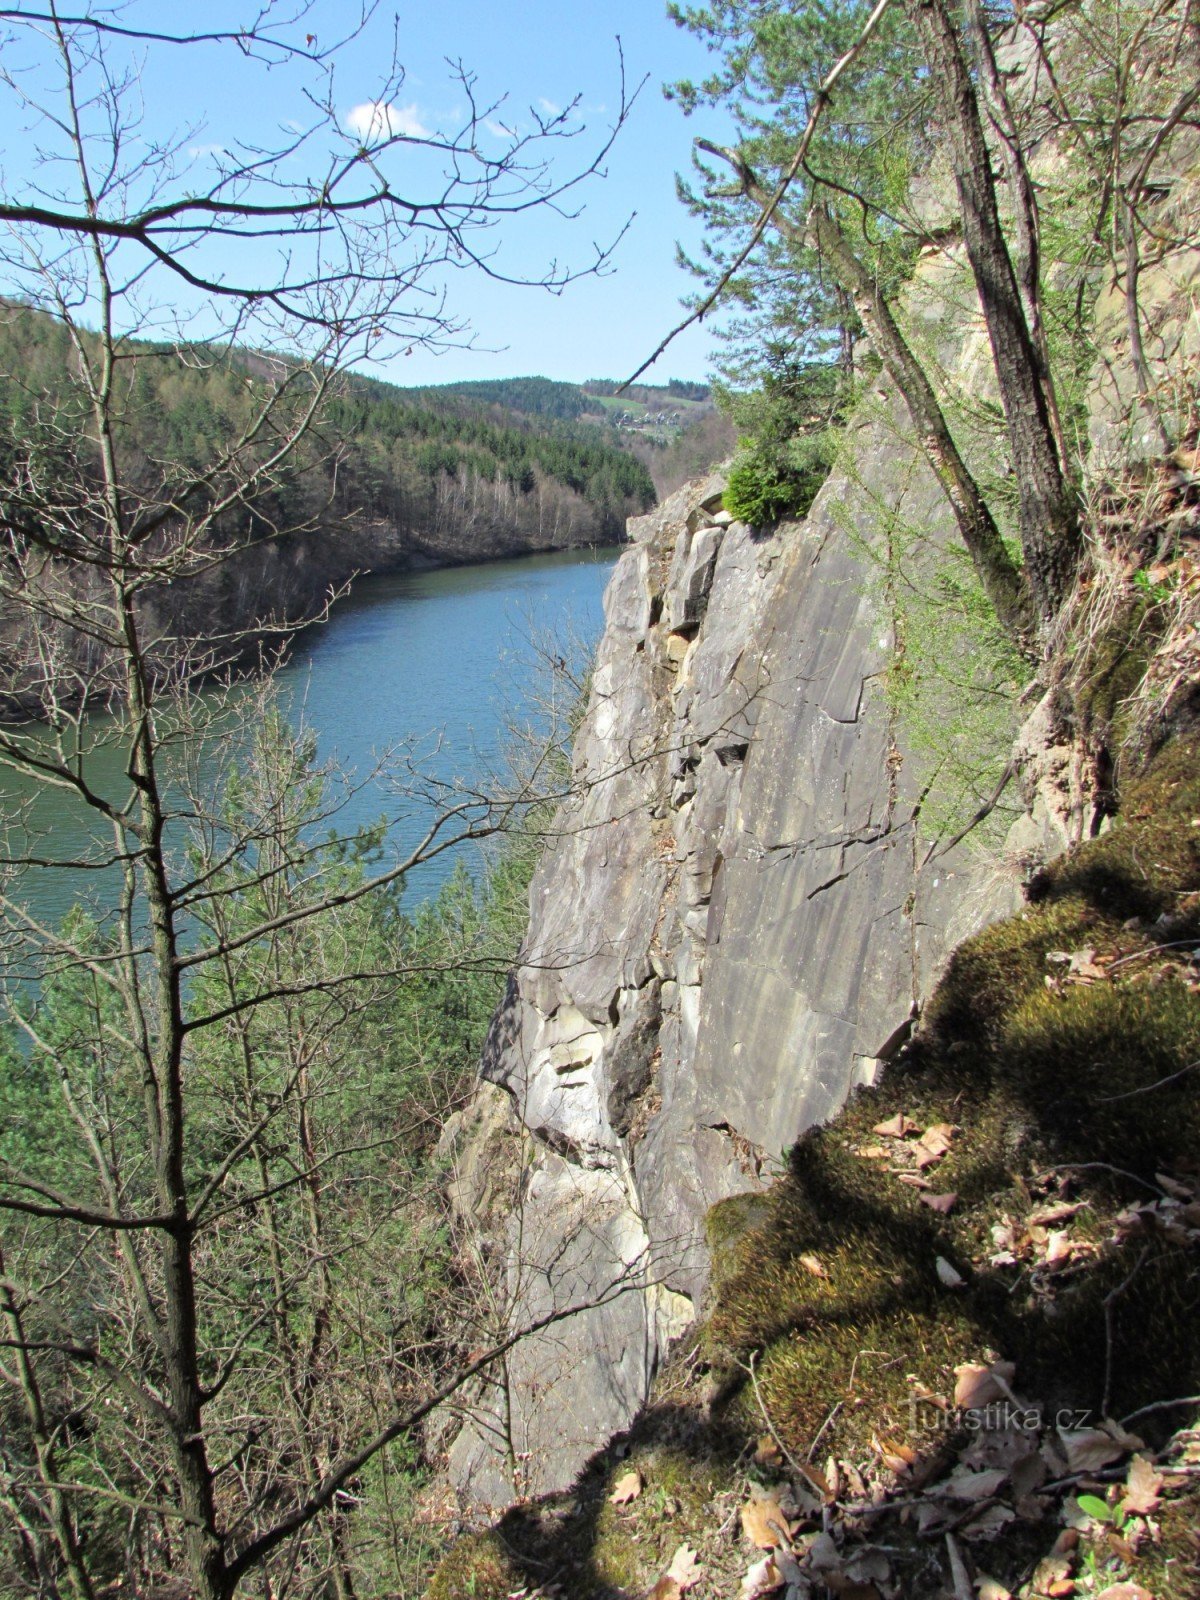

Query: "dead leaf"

xmin=1059 ymin=1419 xmax=1144 ymax=1474
xmin=805 ymin=1531 xmax=843 ymax=1570
xmin=939 ymin=1467 xmax=1009 ymax=1501
xmin=959 ymin=1504 xmax=1016 ymax=1541
xmin=741 ymin=1494 xmax=790 ymax=1549
xmin=610 ymin=1468 xmax=643 ymax=1505
xmin=799 ymin=1252 xmax=830 ymax=1279
xmin=1119 ymin=1454 xmax=1163 ymax=1516
xmin=898 ymin=1172 xmax=933 ymax=1190
xmin=976 ymin=1577 xmax=1013 ymax=1600
xmin=1156 ymin=1172 xmax=1194 ymax=1200
xmin=936 ymin=1256 xmax=966 ymax=1288
xmin=915 ymin=1123 xmax=957 ymax=1168
xmin=754 ymin=1434 xmax=784 ymax=1469
xmin=738 ymin=1556 xmax=784 ymax=1599
xmin=650 ymin=1580 xmax=683 ymax=1600
xmin=845 ymin=1548 xmax=891 ymax=1584
xmin=1092 ymin=1588 xmax=1153 ymax=1600
xmin=952 ymin=1361 xmax=1015 ymax=1409
xmin=1032 ymin=1552 xmax=1073 ymax=1594
xmin=855 ymin=1144 xmax=891 ymax=1159
xmin=921 ymin=1191 xmax=959 ymax=1214
xmin=666 ymin=1544 xmax=702 ymax=1591
xmin=1044 ymin=1229 xmax=1075 ymax=1266
xmin=1011 ymin=1451 xmax=1048 ymax=1499
xmin=872 ymin=1433 xmax=916 ymax=1474
xmin=873 ymin=1112 xmax=921 ymax=1138
xmin=1027 ymin=1201 xmax=1086 ymax=1226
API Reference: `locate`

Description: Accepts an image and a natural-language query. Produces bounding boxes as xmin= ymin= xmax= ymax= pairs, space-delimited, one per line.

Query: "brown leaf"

xmin=855 ymin=1144 xmax=891 ymax=1159
xmin=1027 ymin=1201 xmax=1086 ymax=1226
xmin=914 ymin=1122 xmax=958 ymax=1168
xmin=898 ymin=1172 xmax=933 ymax=1190
xmin=872 ymin=1433 xmax=916 ymax=1473
xmin=1044 ymin=1228 xmax=1076 ymax=1266
xmin=873 ymin=1112 xmax=921 ymax=1138
xmin=939 ymin=1467 xmax=1009 ymax=1502
xmin=797 ymin=1459 xmax=834 ymax=1500
xmin=1032 ymin=1553 xmax=1073 ymax=1594
xmin=1092 ymin=1588 xmax=1153 ymax=1600
xmin=921 ymin=1190 xmax=958 ymax=1214
xmin=738 ymin=1555 xmax=783 ymax=1598
xmin=976 ymin=1577 xmax=1013 ymax=1600
xmin=665 ymin=1543 xmax=702 ymax=1591
xmin=1119 ymin=1453 xmax=1163 ymax=1516
xmin=754 ymin=1433 xmax=784 ymax=1469
xmin=1156 ymin=1172 xmax=1194 ymax=1200
xmin=959 ymin=1504 xmax=1015 ymax=1541
xmin=1059 ymin=1420 xmax=1143 ymax=1474
xmin=610 ymin=1469 xmax=643 ymax=1505
xmin=650 ymin=1580 xmax=683 ymax=1600
xmin=741 ymin=1494 xmax=790 ymax=1549
xmin=799 ymin=1252 xmax=830 ymax=1279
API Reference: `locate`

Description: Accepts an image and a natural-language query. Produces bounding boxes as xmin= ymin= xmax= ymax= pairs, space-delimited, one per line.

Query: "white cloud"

xmin=484 ymin=117 xmax=518 ymax=140
xmin=345 ymin=100 xmax=429 ymax=143
xmin=537 ymin=96 xmax=562 ymax=116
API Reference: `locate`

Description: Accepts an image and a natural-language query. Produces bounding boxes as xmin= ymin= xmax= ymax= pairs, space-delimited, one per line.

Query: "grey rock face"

xmin=442 ymin=88 xmax=1200 ymax=1513
xmin=445 ymin=427 xmax=1032 ymax=1507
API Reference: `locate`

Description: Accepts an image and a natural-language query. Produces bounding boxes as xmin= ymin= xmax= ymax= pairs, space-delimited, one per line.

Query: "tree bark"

xmin=907 ymin=0 xmax=1081 ymax=626
xmin=809 ymin=207 xmax=1036 ymax=645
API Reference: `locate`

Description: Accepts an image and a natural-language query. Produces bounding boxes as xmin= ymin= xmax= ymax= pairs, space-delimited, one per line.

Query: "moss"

xmin=589 ymin=1447 xmax=719 ymax=1594
xmin=706 ymin=1192 xmax=773 ymax=1285
xmin=1070 ymin=594 xmax=1158 ymax=765
xmin=424 ymin=1531 xmax=522 ymax=1600
xmin=429 ymin=735 xmax=1200 ymax=1597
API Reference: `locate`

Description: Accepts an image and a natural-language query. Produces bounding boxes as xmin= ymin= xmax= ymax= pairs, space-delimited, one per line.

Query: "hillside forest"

xmin=0 ymin=1 xmax=1197 ymax=1600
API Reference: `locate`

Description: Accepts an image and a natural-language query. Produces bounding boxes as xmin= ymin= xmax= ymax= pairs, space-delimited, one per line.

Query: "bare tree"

xmin=0 ymin=9 xmax=643 ymax=1598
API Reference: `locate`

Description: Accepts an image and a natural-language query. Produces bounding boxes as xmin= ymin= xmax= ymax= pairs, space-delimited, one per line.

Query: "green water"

xmin=0 ymin=545 xmax=619 ymax=937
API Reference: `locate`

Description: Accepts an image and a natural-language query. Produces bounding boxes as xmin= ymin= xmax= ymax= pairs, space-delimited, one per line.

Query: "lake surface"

xmin=0 ymin=545 xmax=619 ymax=933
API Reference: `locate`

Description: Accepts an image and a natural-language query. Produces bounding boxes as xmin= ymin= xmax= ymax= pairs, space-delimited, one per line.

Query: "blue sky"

xmin=0 ymin=1 xmax=738 ymax=388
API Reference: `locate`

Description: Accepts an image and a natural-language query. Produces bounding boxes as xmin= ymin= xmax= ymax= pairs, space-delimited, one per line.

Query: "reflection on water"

xmin=0 ymin=545 xmax=618 ymax=934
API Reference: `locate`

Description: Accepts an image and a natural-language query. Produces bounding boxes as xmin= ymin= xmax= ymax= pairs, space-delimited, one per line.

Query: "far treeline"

xmin=0 ymin=306 xmax=659 ymax=708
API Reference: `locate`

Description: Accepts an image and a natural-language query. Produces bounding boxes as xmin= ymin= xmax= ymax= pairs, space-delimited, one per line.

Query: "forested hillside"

xmin=0 ymin=304 xmax=655 ymax=712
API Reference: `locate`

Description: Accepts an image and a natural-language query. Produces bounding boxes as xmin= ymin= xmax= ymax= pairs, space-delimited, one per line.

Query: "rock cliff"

xmin=444 ymin=421 xmax=1059 ymax=1508
xmin=442 ymin=101 xmax=1199 ymax=1506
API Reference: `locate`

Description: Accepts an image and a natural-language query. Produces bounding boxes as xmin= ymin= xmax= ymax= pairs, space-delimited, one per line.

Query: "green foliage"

xmin=668 ymin=0 xmax=925 ymax=384
xmin=720 ymin=354 xmax=846 ymax=526
xmin=724 ymin=430 xmax=836 ymax=526
xmin=408 ymin=375 xmax=591 ymax=420
xmin=0 ymin=304 xmax=657 ymax=559
xmin=0 ymin=705 xmax=552 ymax=1599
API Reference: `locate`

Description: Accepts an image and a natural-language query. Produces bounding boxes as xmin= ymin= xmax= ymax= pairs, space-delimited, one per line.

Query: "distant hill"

xmin=0 ymin=307 xmax=658 ymax=712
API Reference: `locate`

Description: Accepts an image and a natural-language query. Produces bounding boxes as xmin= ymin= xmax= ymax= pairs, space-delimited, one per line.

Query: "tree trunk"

xmin=809 ymin=207 xmax=1036 ymax=645
xmin=907 ymin=0 xmax=1081 ymax=625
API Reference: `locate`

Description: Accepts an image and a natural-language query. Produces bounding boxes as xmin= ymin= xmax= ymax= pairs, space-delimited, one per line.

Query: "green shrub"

xmin=724 ymin=428 xmax=837 ymax=527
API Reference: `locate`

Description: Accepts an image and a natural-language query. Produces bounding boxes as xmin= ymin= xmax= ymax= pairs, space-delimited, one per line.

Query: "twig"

xmin=807 ymin=1401 xmax=844 ymax=1465
xmin=945 ymin=1532 xmax=974 ymax=1600
xmin=619 ymin=0 xmax=895 ymax=388
xmin=743 ymin=1352 xmax=829 ymax=1498
xmin=1108 ymin=939 xmax=1200 ymax=970
xmin=923 ymin=761 xmax=1016 ymax=865
xmin=1097 ymin=1059 xmax=1199 ymax=1103
xmin=1039 ymin=1163 xmax=1165 ymax=1196
xmin=1122 ymin=1395 xmax=1200 ymax=1428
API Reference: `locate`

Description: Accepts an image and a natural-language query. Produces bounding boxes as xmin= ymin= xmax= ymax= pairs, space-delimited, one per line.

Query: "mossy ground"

xmin=428 ymin=736 xmax=1200 ymax=1599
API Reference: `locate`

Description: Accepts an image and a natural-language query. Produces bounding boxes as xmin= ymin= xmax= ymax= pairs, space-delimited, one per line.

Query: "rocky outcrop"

xmin=443 ymin=419 xmax=1054 ymax=1508
xmin=442 ymin=90 xmax=1200 ymax=1505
